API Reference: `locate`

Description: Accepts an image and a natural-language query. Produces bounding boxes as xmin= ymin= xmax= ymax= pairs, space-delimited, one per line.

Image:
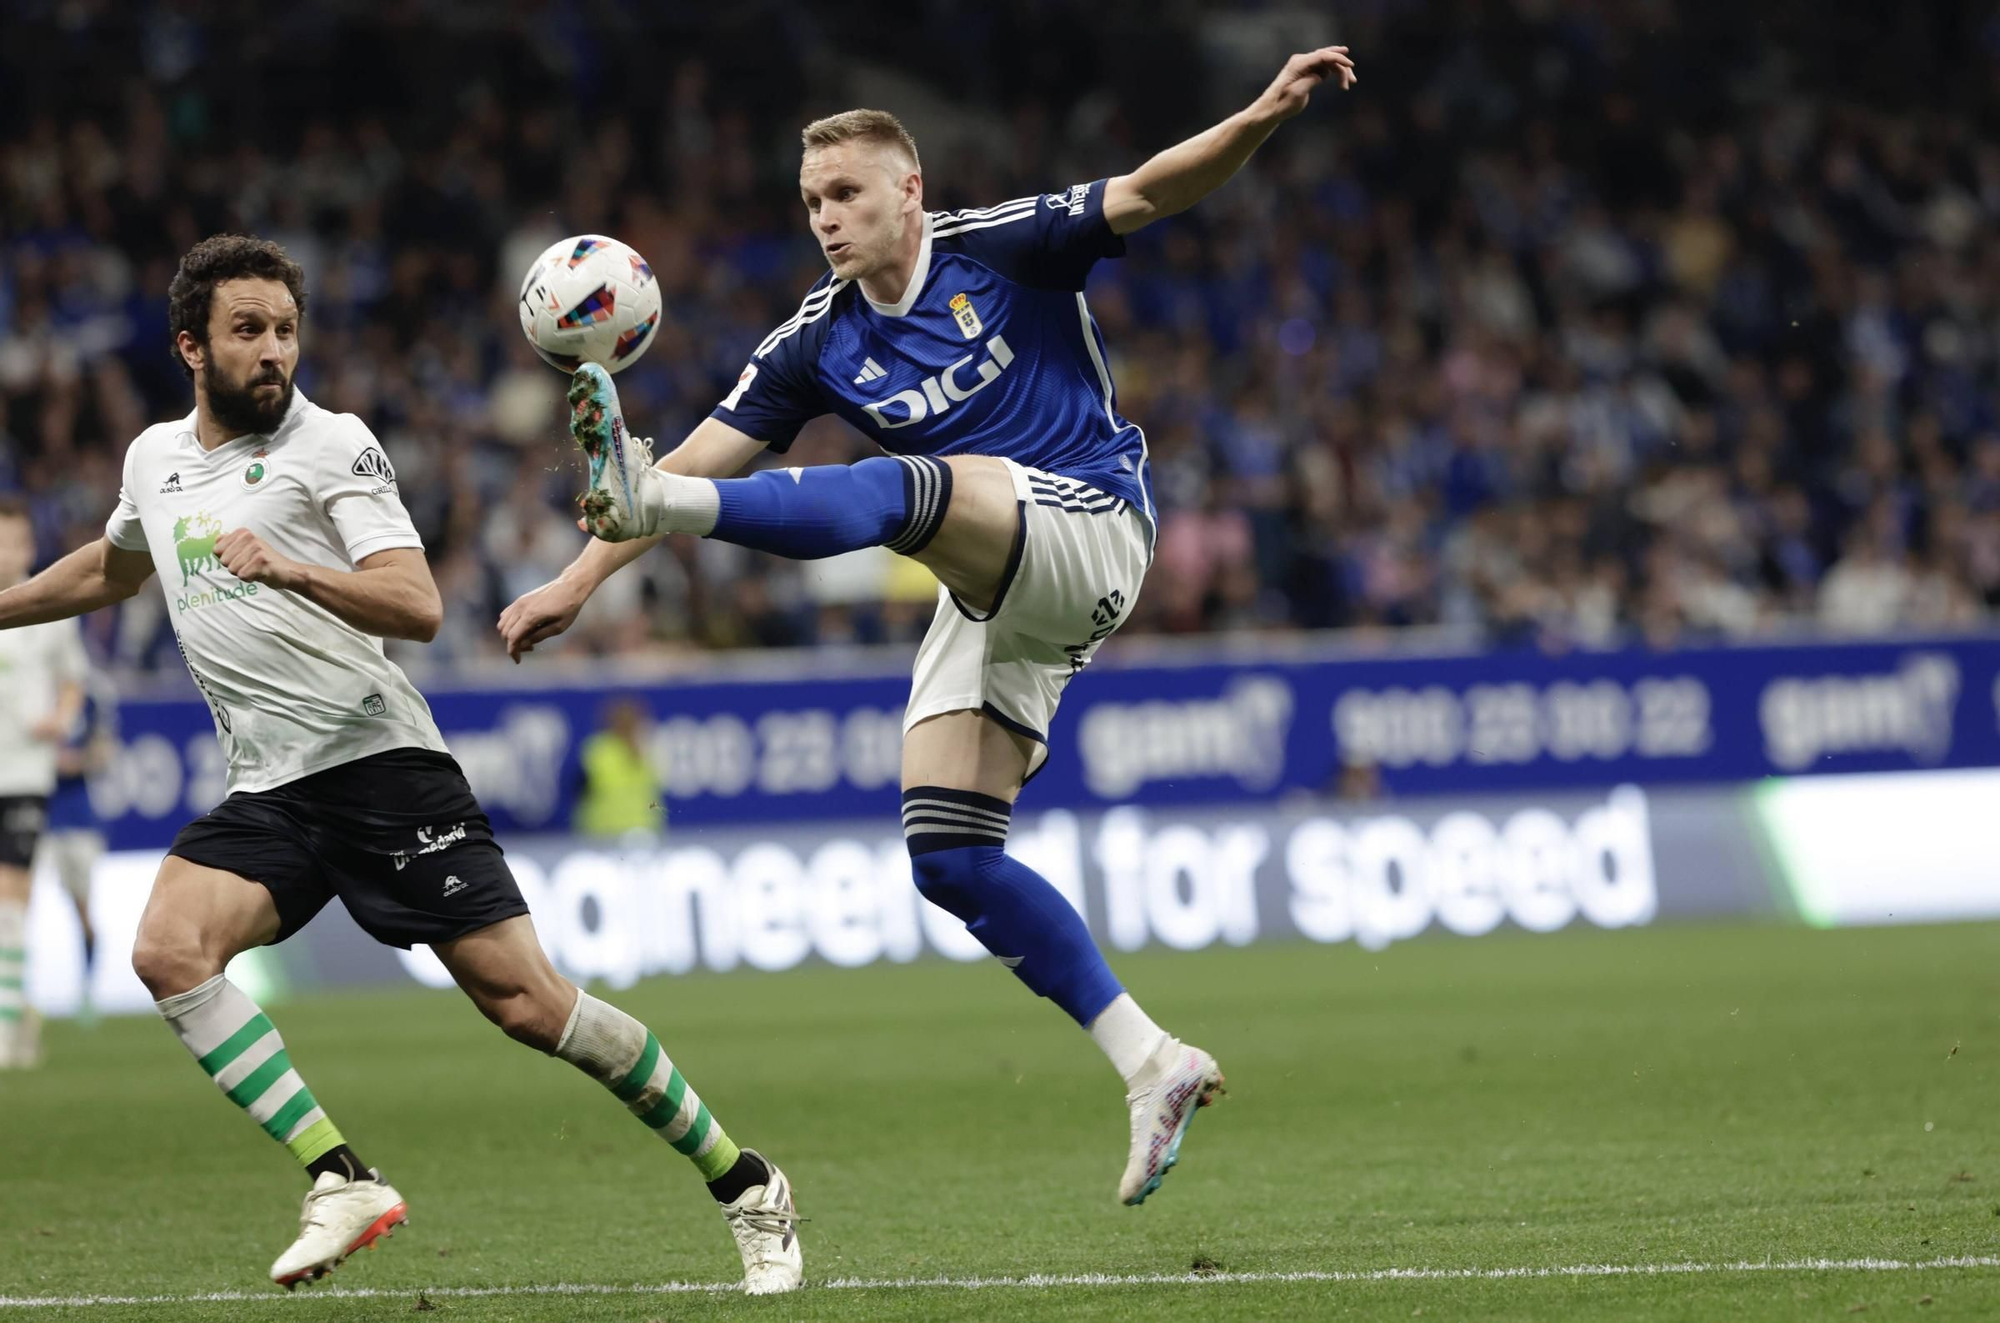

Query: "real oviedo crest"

xmin=949 ymin=292 xmax=983 ymax=340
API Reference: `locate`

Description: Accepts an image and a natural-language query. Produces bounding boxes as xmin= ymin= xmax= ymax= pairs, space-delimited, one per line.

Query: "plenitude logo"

xmin=175 ymin=580 xmax=261 ymax=614
xmin=168 ymin=509 xmax=260 ymax=613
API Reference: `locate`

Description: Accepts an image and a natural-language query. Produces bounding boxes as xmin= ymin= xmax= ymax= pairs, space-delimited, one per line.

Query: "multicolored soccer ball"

xmin=517 ymin=234 xmax=663 ymax=374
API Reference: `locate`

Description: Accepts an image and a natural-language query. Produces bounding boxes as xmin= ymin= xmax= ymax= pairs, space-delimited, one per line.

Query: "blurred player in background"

xmin=0 ymin=238 xmax=802 ymax=1293
xmin=40 ymin=666 xmax=119 ymax=1025
xmin=502 ymin=45 xmax=1357 ymax=1207
xmin=0 ymin=497 xmax=88 ymax=1069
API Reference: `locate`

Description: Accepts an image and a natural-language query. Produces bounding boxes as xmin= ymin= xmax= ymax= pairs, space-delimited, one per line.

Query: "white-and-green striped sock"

xmin=555 ymin=990 xmax=742 ymax=1182
xmin=156 ymin=975 xmax=345 ymax=1167
xmin=0 ymin=899 xmax=25 ymax=1059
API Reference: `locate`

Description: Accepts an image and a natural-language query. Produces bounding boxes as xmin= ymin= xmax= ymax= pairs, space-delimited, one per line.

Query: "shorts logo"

xmin=441 ymin=875 xmax=467 ymax=898
xmin=393 ymin=820 xmax=469 ymax=871
xmin=361 ymin=693 xmax=387 ymax=716
xmin=1065 ymin=589 xmax=1125 ymax=673
xmin=351 ymin=448 xmax=396 ymax=485
xmin=948 ymin=292 xmax=983 ymax=340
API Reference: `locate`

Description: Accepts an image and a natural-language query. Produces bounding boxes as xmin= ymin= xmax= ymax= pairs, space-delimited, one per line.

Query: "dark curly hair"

xmin=167 ymin=235 xmax=308 ymax=378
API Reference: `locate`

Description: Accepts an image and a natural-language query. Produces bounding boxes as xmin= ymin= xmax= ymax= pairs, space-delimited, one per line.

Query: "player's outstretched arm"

xmin=1102 ymin=45 xmax=1357 ymax=236
xmin=497 ymin=416 xmax=767 ymax=661
xmin=213 ymin=534 xmax=444 ymax=642
xmin=0 ymin=537 xmax=153 ymax=629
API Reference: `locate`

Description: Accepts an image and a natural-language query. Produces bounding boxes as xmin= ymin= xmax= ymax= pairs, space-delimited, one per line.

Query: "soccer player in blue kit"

xmin=501 ymin=45 xmax=1358 ymax=1207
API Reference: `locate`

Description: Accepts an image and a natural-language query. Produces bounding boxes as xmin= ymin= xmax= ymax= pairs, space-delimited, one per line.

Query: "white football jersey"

xmin=105 ymin=392 xmax=448 ymax=795
xmin=0 ymin=615 xmax=87 ymax=797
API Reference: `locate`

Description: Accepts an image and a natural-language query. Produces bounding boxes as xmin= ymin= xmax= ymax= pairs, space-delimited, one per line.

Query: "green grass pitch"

xmin=4 ymin=921 xmax=1997 ymax=1321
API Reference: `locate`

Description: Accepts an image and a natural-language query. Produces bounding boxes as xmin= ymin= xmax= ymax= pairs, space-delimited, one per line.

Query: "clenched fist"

xmin=215 ymin=529 xmax=306 ymax=590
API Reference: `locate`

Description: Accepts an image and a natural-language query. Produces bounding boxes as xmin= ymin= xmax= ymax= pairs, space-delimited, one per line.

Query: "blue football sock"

xmin=709 ymin=454 xmax=951 ymax=560
xmin=903 ymin=786 xmax=1124 ymax=1025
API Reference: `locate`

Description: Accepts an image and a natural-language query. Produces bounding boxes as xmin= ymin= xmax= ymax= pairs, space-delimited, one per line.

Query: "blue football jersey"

xmin=712 ymin=179 xmax=1153 ymax=524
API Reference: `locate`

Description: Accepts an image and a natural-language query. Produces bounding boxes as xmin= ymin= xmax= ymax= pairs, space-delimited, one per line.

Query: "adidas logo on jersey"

xmin=861 ymin=336 xmax=1015 ymax=431
xmin=853 ymin=357 xmax=887 ymax=385
xmin=159 ymin=472 xmax=182 ymax=493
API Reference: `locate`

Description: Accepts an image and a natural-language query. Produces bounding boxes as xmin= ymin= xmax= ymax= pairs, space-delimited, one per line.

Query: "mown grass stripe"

xmin=3 ymin=1256 xmax=1998 ymax=1307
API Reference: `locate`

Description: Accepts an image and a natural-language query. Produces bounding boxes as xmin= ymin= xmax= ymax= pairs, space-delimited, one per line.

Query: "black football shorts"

xmin=169 ymin=748 xmax=528 ymax=949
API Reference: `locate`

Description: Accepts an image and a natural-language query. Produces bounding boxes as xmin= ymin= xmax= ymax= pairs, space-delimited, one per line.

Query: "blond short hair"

xmin=800 ymin=109 xmax=920 ymax=174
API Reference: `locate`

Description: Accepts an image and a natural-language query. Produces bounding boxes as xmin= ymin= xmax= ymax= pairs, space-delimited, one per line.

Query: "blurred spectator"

xmin=1 ymin=0 xmax=1995 ymax=689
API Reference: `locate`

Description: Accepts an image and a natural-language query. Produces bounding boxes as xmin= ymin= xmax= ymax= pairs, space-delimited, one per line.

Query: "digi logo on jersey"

xmin=861 ymin=336 xmax=1015 ymax=431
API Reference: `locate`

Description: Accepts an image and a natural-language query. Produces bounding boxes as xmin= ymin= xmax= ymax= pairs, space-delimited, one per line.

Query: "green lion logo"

xmin=172 ymin=511 xmax=226 ymax=585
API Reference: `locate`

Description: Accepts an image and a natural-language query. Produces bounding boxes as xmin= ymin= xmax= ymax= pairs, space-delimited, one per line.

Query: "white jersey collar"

xmin=863 ymin=214 xmax=934 ymax=318
xmin=179 ymin=391 xmax=313 ymax=453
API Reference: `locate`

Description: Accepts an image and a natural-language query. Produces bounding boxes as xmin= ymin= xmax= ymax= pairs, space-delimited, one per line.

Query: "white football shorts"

xmin=904 ymin=459 xmax=1151 ymax=778
xmin=40 ymin=828 xmax=105 ymax=907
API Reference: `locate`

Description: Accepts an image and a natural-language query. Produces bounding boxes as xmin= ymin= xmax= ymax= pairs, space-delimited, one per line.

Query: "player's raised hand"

xmin=215 ymin=529 xmax=305 ymax=590
xmin=1253 ymin=46 xmax=1357 ymax=123
xmin=497 ymin=577 xmax=587 ymax=663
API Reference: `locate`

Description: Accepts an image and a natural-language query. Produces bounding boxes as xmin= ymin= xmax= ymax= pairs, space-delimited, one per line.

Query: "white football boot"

xmin=1118 ymin=1038 xmax=1226 ymax=1205
xmin=719 ymin=1149 xmax=803 ymax=1295
xmin=269 ymin=1167 xmax=408 ymax=1289
xmin=569 ymin=362 xmax=660 ymax=540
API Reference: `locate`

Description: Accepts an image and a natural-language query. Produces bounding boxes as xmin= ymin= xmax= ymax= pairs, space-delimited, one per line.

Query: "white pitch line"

xmin=3 ymin=1256 xmax=1997 ymax=1308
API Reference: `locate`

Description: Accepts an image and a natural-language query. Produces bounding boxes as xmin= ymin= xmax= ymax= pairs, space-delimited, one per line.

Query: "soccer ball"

xmin=517 ymin=234 xmax=663 ymax=374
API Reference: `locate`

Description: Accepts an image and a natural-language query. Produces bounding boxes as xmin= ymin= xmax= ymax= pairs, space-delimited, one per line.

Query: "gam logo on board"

xmin=1758 ymin=653 xmax=1959 ymax=770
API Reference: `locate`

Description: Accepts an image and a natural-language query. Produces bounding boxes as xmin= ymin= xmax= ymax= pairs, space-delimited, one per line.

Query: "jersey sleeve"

xmin=939 ymin=180 xmax=1127 ymax=291
xmin=104 ymin=439 xmax=147 ymax=552
xmin=317 ymin=419 xmax=424 ymax=563
xmin=708 ymin=283 xmax=833 ymax=453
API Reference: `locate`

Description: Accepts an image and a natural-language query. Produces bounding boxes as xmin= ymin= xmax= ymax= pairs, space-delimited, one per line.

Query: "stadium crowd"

xmin=2 ymin=0 xmax=1996 ymax=678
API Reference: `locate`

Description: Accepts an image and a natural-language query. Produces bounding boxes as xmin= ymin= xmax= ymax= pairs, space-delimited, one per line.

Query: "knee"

xmin=477 ymin=976 xmax=575 ymax=1053
xmin=131 ymin=924 xmax=219 ymax=1000
xmin=909 ymin=844 xmax=1000 ymax=920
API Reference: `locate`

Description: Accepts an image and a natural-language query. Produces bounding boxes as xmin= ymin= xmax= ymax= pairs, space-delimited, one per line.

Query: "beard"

xmin=204 ymin=361 xmax=296 ymax=436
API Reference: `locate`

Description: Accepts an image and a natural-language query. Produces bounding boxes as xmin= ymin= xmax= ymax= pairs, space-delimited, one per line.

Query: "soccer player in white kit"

xmin=0 ymin=237 xmax=803 ymax=1294
xmin=0 ymin=498 xmax=88 ymax=1069
xmin=502 ymin=46 xmax=1358 ymax=1210
xmin=39 ymin=666 xmax=117 ymax=1024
